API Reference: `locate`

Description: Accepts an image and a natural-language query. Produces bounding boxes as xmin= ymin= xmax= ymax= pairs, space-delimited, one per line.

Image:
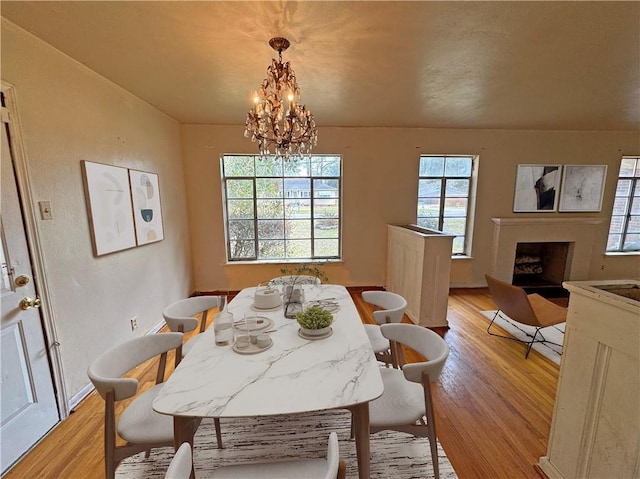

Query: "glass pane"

xmin=285 ymin=219 xmax=311 ymax=239
xmin=615 ymin=179 xmax=632 ymax=197
xmin=256 ymin=178 xmax=283 ymax=198
xmin=314 ymin=238 xmax=339 ymax=257
xmin=419 ymin=157 xmax=444 ymax=177
xmin=608 ymin=215 xmax=625 ymax=234
xmin=285 ymin=198 xmax=310 ymax=218
xmin=452 ymin=236 xmax=465 ymax=254
xmin=443 ymin=217 xmax=466 ymax=235
xmin=311 ymin=156 xmax=341 ymax=177
xmin=257 ymin=220 xmax=284 ymax=239
xmin=627 ymin=215 xmax=640 ymax=233
xmin=622 ymin=234 xmax=640 ymax=251
xmin=607 ymin=234 xmax=622 ymax=251
xmin=416 ymin=217 xmax=439 ymax=230
xmin=631 ymin=196 xmax=640 ymax=215
xmin=445 ymin=179 xmax=470 ymax=197
xmin=444 ymin=157 xmax=472 ymax=177
xmin=229 ymin=240 xmax=255 ymax=259
xmin=226 ymin=179 xmax=253 ymax=199
xmin=418 ymin=179 xmax=441 ymax=197
xmin=285 ymin=240 xmax=311 ymax=258
xmin=228 ymin=219 xmax=255 ymax=239
xmin=612 ymin=197 xmax=629 ymax=215
xmin=227 ymin=199 xmax=254 ymax=219
xmin=258 ymin=240 xmax=284 ymax=259
xmin=444 ymin=198 xmax=468 ymax=217
xmin=619 ymin=157 xmax=637 ymax=177
xmin=314 ymin=201 xmax=339 ymax=219
xmin=417 ymin=198 xmax=440 ymax=217
xmin=256 ymin=199 xmax=284 ymax=219
xmin=314 ymin=219 xmax=339 ymax=238
xmin=284 ymin=157 xmax=310 ymax=177
xmin=284 ymin=178 xmax=310 ymax=201
xmin=313 ymin=179 xmax=339 ymax=198
xmin=223 ymin=155 xmax=254 ymax=177
xmin=255 ymin=156 xmax=283 ymax=177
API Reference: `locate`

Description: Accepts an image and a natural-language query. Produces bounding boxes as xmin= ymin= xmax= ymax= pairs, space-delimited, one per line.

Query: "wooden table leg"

xmin=350 ymin=402 xmax=371 ymax=479
xmin=174 ymin=416 xmax=196 ymax=479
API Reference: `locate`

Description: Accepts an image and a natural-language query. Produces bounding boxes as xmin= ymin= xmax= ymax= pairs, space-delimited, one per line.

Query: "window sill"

xmin=604 ymin=251 xmax=640 ymax=256
xmin=452 ymin=255 xmax=473 ymax=260
xmin=225 ymin=259 xmax=344 ymax=266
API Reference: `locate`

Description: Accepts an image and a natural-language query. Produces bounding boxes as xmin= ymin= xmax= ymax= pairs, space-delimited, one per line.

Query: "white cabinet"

xmin=385 ymin=225 xmax=454 ymax=328
xmin=538 ymin=280 xmax=640 ymax=479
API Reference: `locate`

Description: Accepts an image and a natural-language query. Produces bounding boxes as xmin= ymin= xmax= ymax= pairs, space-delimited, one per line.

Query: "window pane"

xmin=313 ymin=179 xmax=339 ymax=198
xmin=452 ymin=236 xmax=465 ymax=254
xmin=311 ymin=156 xmax=341 ymax=176
xmin=444 ymin=198 xmax=468 ymax=218
xmin=226 ymin=179 xmax=253 ymax=199
xmin=227 ymin=199 xmax=254 ymax=219
xmin=229 ymin=240 xmax=255 ymax=259
xmin=258 ymin=240 xmax=285 ymax=259
xmin=223 ymin=156 xmax=254 ymax=177
xmin=615 ymin=179 xmax=632 ymax=196
xmin=228 ymin=219 xmax=255 ymax=239
xmin=285 ymin=240 xmax=311 ymax=258
xmin=607 ymin=234 xmax=622 ymax=251
xmin=285 ymin=219 xmax=311 ymax=239
xmin=314 ymin=202 xmax=339 ymax=219
xmin=417 ymin=217 xmax=439 ymax=230
xmin=613 ymin=197 xmax=630 ymax=215
xmin=284 ymin=158 xmax=310 ymax=177
xmin=418 ymin=179 xmax=441 ymax=197
xmin=622 ymin=234 xmax=640 ymax=251
xmin=255 ymin=157 xmax=282 ymax=177
xmin=444 ymin=157 xmax=472 ymax=177
xmin=314 ymin=238 xmax=339 ymax=257
xmin=631 ymin=196 xmax=640 ymax=215
xmin=446 ymin=179 xmax=470 ymax=197
xmin=418 ymin=198 xmax=440 ymax=217
xmin=619 ymin=157 xmax=637 ymax=177
xmin=256 ymin=178 xmax=283 ymax=198
xmin=256 ymin=199 xmax=284 ymax=218
xmin=443 ymin=217 xmax=466 ymax=235
xmin=608 ymin=216 xmax=625 ymax=234
xmin=284 ymin=199 xmax=310 ymax=218
xmin=257 ymin=220 xmax=284 ymax=239
xmin=419 ymin=157 xmax=444 ymax=176
xmin=628 ymin=215 xmax=640 ymax=233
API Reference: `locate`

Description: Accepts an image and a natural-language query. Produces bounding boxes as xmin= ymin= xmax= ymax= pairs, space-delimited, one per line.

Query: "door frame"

xmin=2 ymin=80 xmax=69 ymax=419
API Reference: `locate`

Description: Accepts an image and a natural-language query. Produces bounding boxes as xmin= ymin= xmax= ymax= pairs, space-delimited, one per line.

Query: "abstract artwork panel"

xmin=129 ymin=169 xmax=164 ymax=245
xmin=513 ymin=164 xmax=562 ymax=212
xmin=81 ymin=161 xmax=137 ymax=256
xmin=559 ymin=165 xmax=607 ymax=212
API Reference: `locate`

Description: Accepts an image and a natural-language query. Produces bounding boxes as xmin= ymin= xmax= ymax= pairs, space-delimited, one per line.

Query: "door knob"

xmin=19 ymin=297 xmax=41 ymax=310
xmin=15 ymin=275 xmax=30 ymax=287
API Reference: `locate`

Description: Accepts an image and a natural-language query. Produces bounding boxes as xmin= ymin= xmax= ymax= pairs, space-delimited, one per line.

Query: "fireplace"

xmin=490 ymin=218 xmax=605 ymax=290
xmin=513 ymin=242 xmax=571 ymax=295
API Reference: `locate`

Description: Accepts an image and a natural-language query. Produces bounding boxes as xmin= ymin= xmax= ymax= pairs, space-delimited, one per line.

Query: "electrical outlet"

xmin=130 ymin=316 xmax=138 ymax=331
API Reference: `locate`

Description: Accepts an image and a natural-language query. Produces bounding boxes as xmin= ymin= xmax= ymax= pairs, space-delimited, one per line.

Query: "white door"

xmin=1 ymin=106 xmax=59 ymax=473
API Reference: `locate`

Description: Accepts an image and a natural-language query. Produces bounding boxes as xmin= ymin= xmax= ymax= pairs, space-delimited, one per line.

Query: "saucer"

xmin=298 ymin=327 xmax=333 ymax=341
xmin=232 ymin=337 xmax=273 ymax=354
xmin=250 ymin=303 xmax=281 ymax=312
xmin=233 ymin=316 xmax=274 ymax=332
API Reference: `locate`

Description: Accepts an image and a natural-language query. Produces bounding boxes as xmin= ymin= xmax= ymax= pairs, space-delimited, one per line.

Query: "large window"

xmin=222 ymin=155 xmax=341 ymax=262
xmin=417 ymin=155 xmax=475 ymax=255
xmin=607 ymin=156 xmax=640 ymax=252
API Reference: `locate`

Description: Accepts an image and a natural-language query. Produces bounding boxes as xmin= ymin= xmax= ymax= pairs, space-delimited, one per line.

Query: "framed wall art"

xmin=513 ymin=164 xmax=562 ymax=212
xmin=559 ymin=165 xmax=607 ymax=212
xmin=129 ymin=169 xmax=164 ymax=245
xmin=81 ymin=161 xmax=137 ymax=256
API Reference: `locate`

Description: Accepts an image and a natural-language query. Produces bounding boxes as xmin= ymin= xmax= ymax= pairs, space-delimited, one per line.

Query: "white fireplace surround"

xmin=490 ymin=218 xmax=605 ymax=284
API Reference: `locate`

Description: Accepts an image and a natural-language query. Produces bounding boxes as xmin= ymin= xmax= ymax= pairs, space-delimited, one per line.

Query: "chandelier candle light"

xmin=244 ymin=37 xmax=318 ymax=161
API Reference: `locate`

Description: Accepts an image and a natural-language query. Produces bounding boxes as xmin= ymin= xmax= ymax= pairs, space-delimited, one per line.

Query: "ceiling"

xmin=2 ymin=1 xmax=639 ymax=131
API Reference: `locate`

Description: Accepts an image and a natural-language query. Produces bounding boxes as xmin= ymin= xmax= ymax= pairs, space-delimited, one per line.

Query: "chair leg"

xmin=214 ymin=418 xmax=223 ymax=449
xmin=105 ymin=391 xmax=117 ymax=479
xmin=422 ymin=372 xmax=440 ymax=479
xmin=337 ymin=459 xmax=347 ymax=479
xmin=524 ymin=327 xmax=542 ymax=359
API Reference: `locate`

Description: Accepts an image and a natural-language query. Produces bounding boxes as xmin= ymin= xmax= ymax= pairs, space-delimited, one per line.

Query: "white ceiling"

xmin=2 ymin=1 xmax=639 ymax=131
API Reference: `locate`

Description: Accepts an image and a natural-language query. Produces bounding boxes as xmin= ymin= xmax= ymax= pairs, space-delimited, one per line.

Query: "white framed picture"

xmin=129 ymin=169 xmax=164 ymax=245
xmin=81 ymin=161 xmax=137 ymax=256
xmin=559 ymin=165 xmax=607 ymax=212
xmin=513 ymin=164 xmax=562 ymax=212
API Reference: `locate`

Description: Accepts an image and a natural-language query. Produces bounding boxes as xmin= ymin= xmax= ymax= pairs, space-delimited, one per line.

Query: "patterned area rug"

xmin=116 ymin=410 xmax=457 ymax=479
xmin=480 ymin=310 xmax=565 ymax=364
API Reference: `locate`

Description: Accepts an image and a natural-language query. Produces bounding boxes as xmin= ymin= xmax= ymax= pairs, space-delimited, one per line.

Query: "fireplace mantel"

xmin=490 ymin=217 xmax=605 ymax=284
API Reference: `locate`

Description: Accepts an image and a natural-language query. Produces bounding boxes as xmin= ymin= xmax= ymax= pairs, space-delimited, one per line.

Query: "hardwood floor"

xmin=4 ymin=288 xmax=562 ymax=479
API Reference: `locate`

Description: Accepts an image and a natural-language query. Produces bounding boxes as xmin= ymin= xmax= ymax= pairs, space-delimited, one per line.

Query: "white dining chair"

xmin=362 ymin=290 xmax=407 ymax=367
xmin=163 ymin=295 xmax=223 ymax=365
xmin=368 ymin=323 xmax=449 ymax=479
xmin=88 ymin=332 xmax=192 ymax=479
xmin=210 ymin=432 xmax=345 ymax=479
xmin=165 ymin=442 xmax=193 ymax=479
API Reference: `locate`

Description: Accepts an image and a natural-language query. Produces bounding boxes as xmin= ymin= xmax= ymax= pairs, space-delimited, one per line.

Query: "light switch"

xmin=39 ymin=201 xmax=53 ymax=220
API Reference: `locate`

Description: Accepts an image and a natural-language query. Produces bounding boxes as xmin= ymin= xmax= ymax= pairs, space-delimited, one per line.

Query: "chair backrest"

xmin=362 ymin=290 xmax=407 ymax=325
xmin=484 ymin=274 xmax=541 ymax=327
xmin=88 ymin=332 xmax=183 ymax=401
xmin=269 ymin=275 xmax=321 ymax=287
xmin=380 ymin=323 xmax=449 ymax=384
xmin=324 ymin=432 xmax=340 ymax=479
xmin=163 ymin=295 xmax=223 ymax=333
xmin=166 ymin=442 xmax=192 ymax=479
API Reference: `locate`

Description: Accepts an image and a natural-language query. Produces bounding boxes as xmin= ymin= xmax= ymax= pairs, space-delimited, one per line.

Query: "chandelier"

xmin=244 ymin=37 xmax=318 ymax=161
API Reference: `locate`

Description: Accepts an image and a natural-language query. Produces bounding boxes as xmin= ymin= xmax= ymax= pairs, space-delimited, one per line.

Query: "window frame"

xmin=221 ymin=154 xmax=342 ymax=262
xmin=416 ymin=154 xmax=476 ymax=256
xmin=606 ymin=156 xmax=640 ymax=253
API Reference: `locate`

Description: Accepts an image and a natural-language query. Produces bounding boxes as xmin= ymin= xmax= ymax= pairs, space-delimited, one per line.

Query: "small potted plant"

xmin=296 ymin=305 xmax=334 ymax=337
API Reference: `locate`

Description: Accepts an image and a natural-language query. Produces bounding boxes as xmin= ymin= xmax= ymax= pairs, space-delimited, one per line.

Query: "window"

xmin=222 ymin=155 xmax=341 ymax=262
xmin=417 ymin=155 xmax=475 ymax=255
xmin=607 ymin=156 xmax=640 ymax=253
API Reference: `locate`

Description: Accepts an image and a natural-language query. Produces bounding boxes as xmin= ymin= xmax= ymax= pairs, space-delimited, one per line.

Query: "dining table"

xmin=153 ymin=283 xmax=384 ymax=479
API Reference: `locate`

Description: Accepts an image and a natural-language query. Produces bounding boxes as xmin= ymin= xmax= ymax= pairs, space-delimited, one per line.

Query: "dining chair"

xmin=163 ymin=295 xmax=223 ymax=366
xmin=368 ymin=323 xmax=449 ymax=479
xmin=209 ymin=431 xmax=346 ymax=479
xmin=165 ymin=442 xmax=192 ymax=479
xmin=361 ymin=290 xmax=407 ymax=368
xmin=485 ymin=274 xmax=567 ymax=358
xmin=87 ymin=332 xmax=194 ymax=479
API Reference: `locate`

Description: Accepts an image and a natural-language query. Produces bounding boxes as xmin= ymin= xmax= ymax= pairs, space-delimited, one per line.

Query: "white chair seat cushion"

xmin=181 ymin=334 xmax=203 ymax=357
xmin=369 ymin=368 xmax=425 ymax=427
xmin=117 ymin=383 xmax=174 ymax=444
xmin=211 ymin=458 xmax=329 ymax=478
xmin=364 ymin=324 xmax=390 ymax=353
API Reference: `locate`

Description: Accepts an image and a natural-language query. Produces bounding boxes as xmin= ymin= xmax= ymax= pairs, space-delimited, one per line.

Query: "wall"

xmin=182 ymin=125 xmax=639 ymax=291
xmin=1 ymin=20 xmax=193 ymax=400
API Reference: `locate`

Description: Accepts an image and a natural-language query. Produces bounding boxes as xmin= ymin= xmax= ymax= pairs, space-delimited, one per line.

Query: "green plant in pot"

xmin=296 ymin=305 xmax=333 ymax=337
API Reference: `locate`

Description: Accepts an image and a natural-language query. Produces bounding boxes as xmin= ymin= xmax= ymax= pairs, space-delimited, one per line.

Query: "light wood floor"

xmin=4 ymin=288 xmax=564 ymax=479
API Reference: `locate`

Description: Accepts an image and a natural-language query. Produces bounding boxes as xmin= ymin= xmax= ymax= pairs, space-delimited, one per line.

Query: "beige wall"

xmin=183 ymin=125 xmax=639 ymax=291
xmin=1 ymin=20 xmax=193 ymax=400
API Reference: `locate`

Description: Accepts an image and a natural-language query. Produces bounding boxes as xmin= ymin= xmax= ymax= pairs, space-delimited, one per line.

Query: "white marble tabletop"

xmin=153 ymin=284 xmax=383 ymax=418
